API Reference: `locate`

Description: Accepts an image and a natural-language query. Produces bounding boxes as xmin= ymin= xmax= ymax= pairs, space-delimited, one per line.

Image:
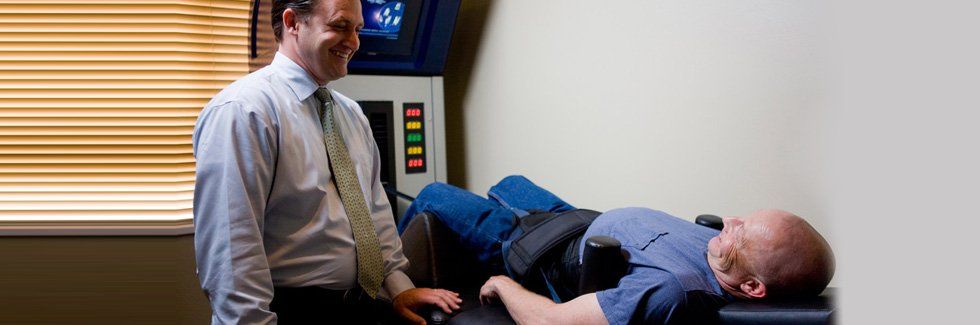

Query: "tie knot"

xmin=314 ymin=88 xmax=332 ymax=104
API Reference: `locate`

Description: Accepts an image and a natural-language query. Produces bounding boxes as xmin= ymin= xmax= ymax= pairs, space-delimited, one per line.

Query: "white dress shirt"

xmin=192 ymin=52 xmax=413 ymax=324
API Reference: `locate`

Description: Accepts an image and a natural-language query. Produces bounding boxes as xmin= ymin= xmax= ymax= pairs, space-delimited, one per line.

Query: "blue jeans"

xmin=398 ymin=175 xmax=575 ymax=264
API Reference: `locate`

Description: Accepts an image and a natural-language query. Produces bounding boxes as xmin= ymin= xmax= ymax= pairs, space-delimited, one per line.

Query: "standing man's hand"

xmin=393 ymin=288 xmax=463 ymax=324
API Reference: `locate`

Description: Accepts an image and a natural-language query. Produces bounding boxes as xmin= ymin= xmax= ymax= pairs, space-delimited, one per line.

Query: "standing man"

xmin=192 ymin=0 xmax=461 ymax=323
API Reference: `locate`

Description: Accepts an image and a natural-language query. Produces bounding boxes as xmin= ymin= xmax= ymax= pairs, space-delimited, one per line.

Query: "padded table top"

xmin=718 ymin=288 xmax=836 ymax=325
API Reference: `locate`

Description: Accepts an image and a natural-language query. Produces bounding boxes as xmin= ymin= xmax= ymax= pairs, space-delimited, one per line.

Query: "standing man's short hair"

xmin=272 ymin=0 xmax=319 ymax=42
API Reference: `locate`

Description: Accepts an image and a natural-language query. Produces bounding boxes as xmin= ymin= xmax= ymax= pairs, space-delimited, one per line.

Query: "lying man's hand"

xmin=479 ymin=275 xmax=512 ymax=305
xmin=393 ymin=288 xmax=463 ymax=324
xmin=479 ymin=275 xmax=610 ymax=325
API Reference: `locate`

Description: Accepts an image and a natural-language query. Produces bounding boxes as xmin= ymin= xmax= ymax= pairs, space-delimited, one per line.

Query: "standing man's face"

xmin=293 ymin=0 xmax=363 ymax=84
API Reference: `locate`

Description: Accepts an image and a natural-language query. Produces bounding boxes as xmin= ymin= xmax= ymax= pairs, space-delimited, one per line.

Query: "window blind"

xmin=0 ymin=0 xmax=252 ymax=232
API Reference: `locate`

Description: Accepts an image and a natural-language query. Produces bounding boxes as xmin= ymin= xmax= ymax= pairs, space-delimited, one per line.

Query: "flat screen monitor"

xmin=348 ymin=0 xmax=460 ymax=76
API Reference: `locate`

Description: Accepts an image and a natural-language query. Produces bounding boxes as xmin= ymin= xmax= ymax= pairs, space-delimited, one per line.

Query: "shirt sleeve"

xmin=350 ymin=101 xmax=415 ymax=301
xmin=193 ymin=101 xmax=279 ymax=324
xmin=595 ymin=267 xmax=692 ymax=325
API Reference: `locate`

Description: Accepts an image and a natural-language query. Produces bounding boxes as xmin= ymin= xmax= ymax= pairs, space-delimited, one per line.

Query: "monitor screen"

xmin=349 ymin=0 xmax=460 ymax=75
xmin=361 ymin=1 xmax=407 ymax=40
xmin=357 ymin=0 xmax=423 ymax=57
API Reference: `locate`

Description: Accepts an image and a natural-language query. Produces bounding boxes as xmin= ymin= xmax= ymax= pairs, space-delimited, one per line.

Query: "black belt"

xmin=273 ymin=286 xmax=373 ymax=305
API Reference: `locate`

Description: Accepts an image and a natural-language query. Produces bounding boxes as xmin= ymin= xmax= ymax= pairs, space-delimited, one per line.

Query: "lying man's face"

xmin=707 ymin=217 xmax=747 ymax=271
xmin=706 ymin=212 xmax=772 ymax=299
xmin=706 ymin=209 xmax=835 ymax=300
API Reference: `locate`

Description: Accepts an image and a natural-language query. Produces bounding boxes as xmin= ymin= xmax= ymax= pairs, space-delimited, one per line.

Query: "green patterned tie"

xmin=314 ymin=88 xmax=384 ymax=298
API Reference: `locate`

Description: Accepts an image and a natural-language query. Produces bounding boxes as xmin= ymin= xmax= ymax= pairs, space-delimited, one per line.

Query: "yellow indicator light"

xmin=406 ymin=146 xmax=424 ymax=155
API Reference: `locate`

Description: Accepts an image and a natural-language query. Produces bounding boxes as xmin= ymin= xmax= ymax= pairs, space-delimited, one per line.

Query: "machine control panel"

xmin=403 ymin=103 xmax=426 ymax=174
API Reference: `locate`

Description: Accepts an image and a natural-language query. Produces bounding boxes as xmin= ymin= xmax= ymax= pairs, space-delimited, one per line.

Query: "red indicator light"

xmin=407 ymin=158 xmax=424 ymax=168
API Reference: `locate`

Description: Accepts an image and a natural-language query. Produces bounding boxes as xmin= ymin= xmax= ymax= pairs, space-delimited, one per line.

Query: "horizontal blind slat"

xmin=0 ymin=145 xmax=192 ymax=155
xmin=0 ymin=209 xmax=193 ymax=222
xmin=0 ymin=182 xmax=195 ymax=192
xmin=0 ymin=154 xmax=195 ymax=163
xmin=0 ymin=172 xmax=197 ymax=182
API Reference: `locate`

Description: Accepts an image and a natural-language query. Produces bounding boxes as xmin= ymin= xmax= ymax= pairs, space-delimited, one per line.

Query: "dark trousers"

xmin=536 ymin=233 xmax=585 ymax=302
xmin=270 ymin=286 xmax=397 ymax=324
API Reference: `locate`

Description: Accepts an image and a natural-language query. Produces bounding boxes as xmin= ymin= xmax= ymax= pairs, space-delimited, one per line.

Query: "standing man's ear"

xmin=739 ymin=278 xmax=767 ymax=299
xmin=282 ymin=8 xmax=299 ymax=37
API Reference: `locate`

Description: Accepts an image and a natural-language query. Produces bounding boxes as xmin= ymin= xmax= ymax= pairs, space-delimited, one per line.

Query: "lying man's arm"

xmin=480 ymin=275 xmax=608 ymax=325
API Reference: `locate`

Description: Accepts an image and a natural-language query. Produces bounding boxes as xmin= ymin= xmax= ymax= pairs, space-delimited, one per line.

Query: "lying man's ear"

xmin=739 ymin=278 xmax=767 ymax=299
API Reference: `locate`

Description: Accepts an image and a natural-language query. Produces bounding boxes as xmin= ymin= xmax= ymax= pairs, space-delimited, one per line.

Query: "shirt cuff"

xmin=379 ymin=270 xmax=415 ymax=301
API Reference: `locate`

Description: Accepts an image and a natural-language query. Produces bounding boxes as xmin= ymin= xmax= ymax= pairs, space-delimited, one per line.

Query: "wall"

xmin=444 ymin=0 xmax=832 ymax=245
xmin=0 ymin=236 xmax=210 ymax=324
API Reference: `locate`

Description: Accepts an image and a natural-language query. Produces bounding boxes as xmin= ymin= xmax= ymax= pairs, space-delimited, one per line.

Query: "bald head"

xmin=707 ymin=209 xmax=835 ymax=299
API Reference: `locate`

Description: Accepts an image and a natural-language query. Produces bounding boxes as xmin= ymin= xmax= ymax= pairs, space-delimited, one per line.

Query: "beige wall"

xmin=444 ymin=0 xmax=833 ymax=246
xmin=0 ymin=236 xmax=210 ymax=324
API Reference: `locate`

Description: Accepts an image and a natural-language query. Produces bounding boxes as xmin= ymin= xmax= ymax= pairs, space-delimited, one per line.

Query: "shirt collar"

xmin=271 ymin=52 xmax=322 ymax=102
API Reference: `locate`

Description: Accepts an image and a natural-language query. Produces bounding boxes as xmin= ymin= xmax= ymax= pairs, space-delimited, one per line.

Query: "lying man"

xmin=398 ymin=176 xmax=835 ymax=324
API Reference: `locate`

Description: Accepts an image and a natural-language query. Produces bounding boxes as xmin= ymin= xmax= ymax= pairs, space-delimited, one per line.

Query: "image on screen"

xmin=361 ymin=0 xmax=406 ymax=40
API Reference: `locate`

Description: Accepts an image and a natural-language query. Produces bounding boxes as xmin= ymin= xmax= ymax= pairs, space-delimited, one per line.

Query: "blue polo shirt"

xmin=580 ymin=208 xmax=731 ymax=324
